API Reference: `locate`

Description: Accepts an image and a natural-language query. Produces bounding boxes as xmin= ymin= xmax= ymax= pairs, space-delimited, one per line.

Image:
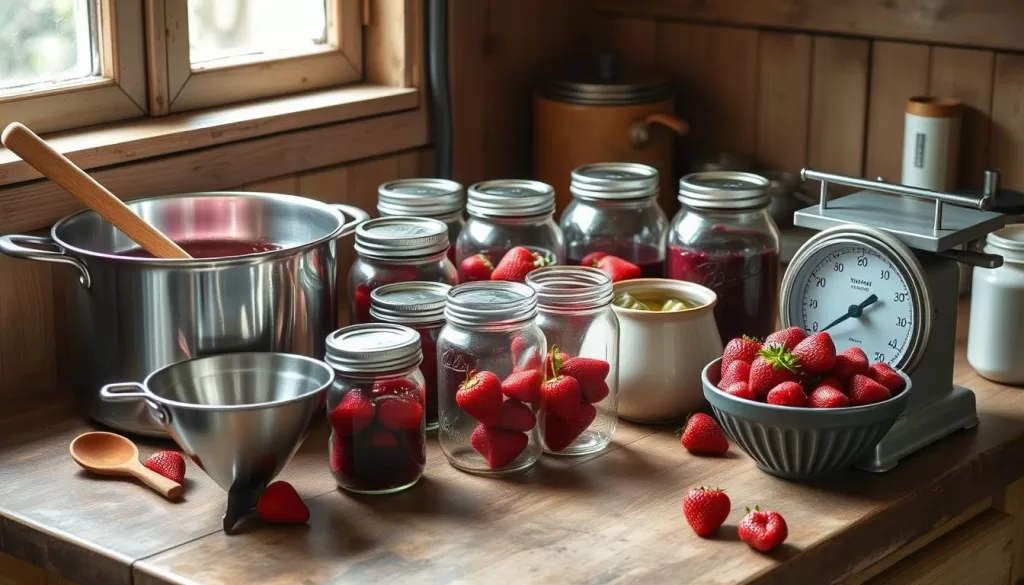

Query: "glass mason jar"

xmin=377 ymin=178 xmax=466 ymax=263
xmin=349 ymin=217 xmax=459 ymax=324
xmin=561 ymin=163 xmax=668 ymax=277
xmin=526 ymin=266 xmax=618 ymax=456
xmin=455 ymin=179 xmax=565 ymax=280
xmin=437 ymin=281 xmax=545 ymax=475
xmin=369 ymin=281 xmax=452 ymax=432
xmin=325 ymin=323 xmax=426 ymax=495
xmin=666 ymin=171 xmax=781 ymax=344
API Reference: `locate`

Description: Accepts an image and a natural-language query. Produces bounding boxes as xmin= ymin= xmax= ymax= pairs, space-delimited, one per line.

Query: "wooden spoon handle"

xmin=1 ymin=123 xmax=192 ymax=259
xmin=128 ymin=461 xmax=183 ymax=500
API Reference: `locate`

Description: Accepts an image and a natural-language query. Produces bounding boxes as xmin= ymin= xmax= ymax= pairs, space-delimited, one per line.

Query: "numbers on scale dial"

xmin=798 ymin=245 xmax=915 ymax=367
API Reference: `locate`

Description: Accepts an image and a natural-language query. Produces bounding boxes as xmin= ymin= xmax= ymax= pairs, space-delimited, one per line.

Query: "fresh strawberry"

xmin=832 ymin=347 xmax=870 ymax=380
xmin=371 ymin=379 xmax=418 ymax=397
xmin=580 ymin=251 xmax=608 ymax=266
xmin=559 ymin=356 xmax=610 ymax=388
xmin=257 ymin=481 xmax=309 ymax=525
xmin=491 ymin=246 xmax=551 ymax=282
xmin=328 ymin=389 xmax=375 ymax=435
xmin=809 ymin=385 xmax=851 ymax=408
xmin=738 ymin=507 xmax=788 ymax=552
xmin=791 ymin=332 xmax=836 ymax=374
xmin=764 ymin=326 xmax=806 ymax=351
xmin=682 ymin=487 xmax=731 ymax=537
xmin=849 ymin=374 xmax=892 ymax=405
xmin=724 ymin=381 xmax=757 ymax=401
xmin=817 ymin=376 xmax=845 ymax=393
xmin=377 ymin=395 xmax=423 ymax=430
xmin=748 ymin=345 xmax=799 ymax=397
xmin=497 ymin=399 xmax=536 ymax=432
xmin=370 ymin=430 xmax=399 ymax=448
xmin=581 ymin=380 xmax=610 ymax=403
xmin=543 ymin=403 xmax=597 ymax=451
xmin=469 ymin=424 xmax=528 ymax=469
xmin=766 ymin=381 xmax=809 ymax=407
xmin=541 ymin=375 xmax=582 ymax=420
xmin=868 ymin=362 xmax=906 ymax=393
xmin=456 ymin=370 xmax=504 ymax=425
xmin=722 ymin=336 xmax=762 ymax=371
xmin=511 ymin=335 xmax=529 ymax=359
xmin=353 ymin=284 xmax=372 ymax=324
xmin=594 ymin=255 xmax=641 ymax=282
xmin=718 ymin=360 xmax=751 ymax=390
xmin=460 ymin=254 xmax=493 ymax=282
xmin=501 ymin=369 xmax=543 ymax=403
xmin=544 ymin=351 xmax=570 ymax=378
xmin=677 ymin=413 xmax=729 ymax=454
xmin=143 ymin=451 xmax=185 ymax=484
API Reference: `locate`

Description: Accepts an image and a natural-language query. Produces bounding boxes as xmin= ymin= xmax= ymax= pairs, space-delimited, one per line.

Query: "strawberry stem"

xmin=548 ymin=345 xmax=563 ymax=379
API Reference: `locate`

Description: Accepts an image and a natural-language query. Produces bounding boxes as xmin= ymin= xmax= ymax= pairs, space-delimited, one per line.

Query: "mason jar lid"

xmin=678 ymin=171 xmax=771 ymax=210
xmin=466 ymin=180 xmax=556 ymax=219
xmin=571 ymin=162 xmax=659 ymax=200
xmin=526 ymin=266 xmax=613 ymax=311
xmin=444 ymin=281 xmax=538 ymax=328
xmin=325 ymin=323 xmax=422 ymax=374
xmin=377 ymin=178 xmax=465 ymax=218
xmin=369 ymin=281 xmax=451 ymax=325
xmin=354 ymin=216 xmax=449 ymax=259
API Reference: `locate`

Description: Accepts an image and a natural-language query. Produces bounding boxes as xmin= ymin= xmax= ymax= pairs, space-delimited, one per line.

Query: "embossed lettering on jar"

xmin=377 ymin=178 xmax=465 ymax=263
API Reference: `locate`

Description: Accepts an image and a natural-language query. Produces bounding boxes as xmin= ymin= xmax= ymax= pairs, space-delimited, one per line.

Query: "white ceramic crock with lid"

xmin=967 ymin=225 xmax=1024 ymax=384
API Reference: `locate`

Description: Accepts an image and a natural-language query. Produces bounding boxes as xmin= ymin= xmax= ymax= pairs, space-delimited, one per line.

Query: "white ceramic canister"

xmin=967 ymin=225 xmax=1024 ymax=385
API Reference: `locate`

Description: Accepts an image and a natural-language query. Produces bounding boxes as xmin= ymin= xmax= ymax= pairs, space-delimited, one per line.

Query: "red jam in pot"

xmin=568 ymin=241 xmax=664 ymax=278
xmin=121 ymin=239 xmax=280 ymax=258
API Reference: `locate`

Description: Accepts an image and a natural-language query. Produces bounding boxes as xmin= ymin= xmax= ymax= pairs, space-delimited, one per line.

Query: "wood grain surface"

xmin=808 ymin=36 xmax=870 ymax=176
xmin=863 ymin=42 xmax=931 ymax=184
xmin=756 ymin=32 xmax=813 ymax=172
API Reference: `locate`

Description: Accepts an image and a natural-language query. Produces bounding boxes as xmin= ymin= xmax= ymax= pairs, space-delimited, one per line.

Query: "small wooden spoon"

xmin=70 ymin=432 xmax=183 ymax=500
xmin=1 ymin=122 xmax=191 ymax=259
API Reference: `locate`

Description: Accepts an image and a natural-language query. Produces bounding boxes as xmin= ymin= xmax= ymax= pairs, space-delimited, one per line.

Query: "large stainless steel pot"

xmin=0 ymin=192 xmax=368 ymax=436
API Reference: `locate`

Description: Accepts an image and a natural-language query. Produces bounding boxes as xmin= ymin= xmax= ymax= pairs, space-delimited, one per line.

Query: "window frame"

xmin=145 ymin=0 xmax=364 ymax=115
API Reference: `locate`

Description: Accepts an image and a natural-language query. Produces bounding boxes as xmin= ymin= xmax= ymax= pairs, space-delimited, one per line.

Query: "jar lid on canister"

xmin=678 ymin=171 xmax=771 ymax=210
xmin=377 ymin=178 xmax=465 ymax=218
xmin=541 ymin=54 xmax=673 ymax=106
xmin=444 ymin=281 xmax=538 ymax=328
xmin=370 ymin=281 xmax=451 ymax=325
xmin=466 ymin=180 xmax=556 ymax=219
xmin=325 ymin=323 xmax=423 ymax=374
xmin=571 ymin=162 xmax=659 ymax=201
xmin=354 ymin=216 xmax=449 ymax=259
xmin=984 ymin=225 xmax=1024 ymax=258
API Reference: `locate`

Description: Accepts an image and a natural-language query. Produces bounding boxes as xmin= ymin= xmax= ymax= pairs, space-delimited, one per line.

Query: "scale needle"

xmin=822 ymin=294 xmax=879 ymax=332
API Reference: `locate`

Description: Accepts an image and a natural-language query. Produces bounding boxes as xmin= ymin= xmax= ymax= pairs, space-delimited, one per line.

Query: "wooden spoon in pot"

xmin=70 ymin=432 xmax=183 ymax=500
xmin=1 ymin=123 xmax=191 ymax=259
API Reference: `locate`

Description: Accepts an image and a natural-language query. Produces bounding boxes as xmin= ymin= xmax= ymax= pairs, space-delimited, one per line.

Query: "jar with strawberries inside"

xmin=437 ymin=281 xmax=545 ymax=474
xmin=349 ymin=217 xmax=459 ymax=324
xmin=560 ymin=163 xmax=668 ymax=278
xmin=377 ymin=178 xmax=465 ymax=263
xmin=325 ymin=323 xmax=426 ymax=494
xmin=666 ymin=171 xmax=780 ymax=344
xmin=526 ymin=266 xmax=618 ymax=455
xmin=370 ymin=281 xmax=452 ymax=432
xmin=456 ymin=180 xmax=565 ymax=282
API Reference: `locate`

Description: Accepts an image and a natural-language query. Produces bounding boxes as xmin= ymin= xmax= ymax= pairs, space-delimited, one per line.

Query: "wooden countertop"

xmin=3 ymin=300 xmax=1024 ymax=585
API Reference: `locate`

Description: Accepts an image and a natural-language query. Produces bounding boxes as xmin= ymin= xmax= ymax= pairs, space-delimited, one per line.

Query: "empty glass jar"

xmin=560 ymin=163 xmax=668 ymax=277
xmin=526 ymin=266 xmax=618 ymax=456
xmin=437 ymin=281 xmax=545 ymax=475
xmin=325 ymin=323 xmax=426 ymax=495
xmin=349 ymin=217 xmax=458 ymax=324
xmin=377 ymin=178 xmax=465 ymax=263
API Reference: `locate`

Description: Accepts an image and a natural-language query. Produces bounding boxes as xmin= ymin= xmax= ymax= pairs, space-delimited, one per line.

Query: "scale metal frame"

xmin=782 ymin=169 xmax=1006 ymax=472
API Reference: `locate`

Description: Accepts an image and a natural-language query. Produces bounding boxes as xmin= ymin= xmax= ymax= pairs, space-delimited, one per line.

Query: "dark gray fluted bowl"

xmin=702 ymin=358 xmax=911 ymax=481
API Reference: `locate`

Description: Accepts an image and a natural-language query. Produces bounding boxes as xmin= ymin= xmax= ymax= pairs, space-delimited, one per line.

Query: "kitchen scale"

xmin=780 ymin=168 xmax=1008 ymax=472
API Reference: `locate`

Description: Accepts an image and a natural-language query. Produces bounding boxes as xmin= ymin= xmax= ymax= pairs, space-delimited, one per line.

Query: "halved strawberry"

xmin=143 ymin=451 xmax=185 ymax=484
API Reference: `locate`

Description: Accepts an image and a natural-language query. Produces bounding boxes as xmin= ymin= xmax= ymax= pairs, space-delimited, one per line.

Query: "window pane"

xmin=0 ymin=0 xmax=98 ymax=93
xmin=188 ymin=0 xmax=328 ymax=66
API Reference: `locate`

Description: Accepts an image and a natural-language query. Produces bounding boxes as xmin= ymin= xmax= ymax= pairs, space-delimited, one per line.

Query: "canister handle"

xmin=629 ymin=113 xmax=689 ymax=148
xmin=100 ymin=382 xmax=172 ymax=425
xmin=0 ymin=234 xmax=91 ymax=288
xmin=331 ymin=204 xmax=370 ymax=238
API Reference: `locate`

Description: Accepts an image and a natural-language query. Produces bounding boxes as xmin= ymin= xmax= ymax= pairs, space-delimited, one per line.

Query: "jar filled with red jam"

xmin=377 ymin=178 xmax=465 ymax=263
xmin=325 ymin=323 xmax=426 ymax=495
xmin=369 ymin=281 xmax=451 ymax=432
xmin=666 ymin=171 xmax=780 ymax=344
xmin=560 ymin=163 xmax=668 ymax=277
xmin=455 ymin=180 xmax=565 ymax=280
xmin=349 ymin=217 xmax=458 ymax=324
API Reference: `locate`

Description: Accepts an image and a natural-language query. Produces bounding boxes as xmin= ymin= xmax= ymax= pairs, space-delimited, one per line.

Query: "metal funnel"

xmin=101 ymin=352 xmax=334 ymax=533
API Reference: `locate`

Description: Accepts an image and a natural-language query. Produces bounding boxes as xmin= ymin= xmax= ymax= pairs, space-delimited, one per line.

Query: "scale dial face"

xmin=781 ymin=226 xmax=930 ymax=372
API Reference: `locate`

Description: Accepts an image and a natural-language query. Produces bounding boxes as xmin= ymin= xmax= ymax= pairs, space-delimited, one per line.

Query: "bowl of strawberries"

xmin=701 ymin=327 xmax=911 ymax=480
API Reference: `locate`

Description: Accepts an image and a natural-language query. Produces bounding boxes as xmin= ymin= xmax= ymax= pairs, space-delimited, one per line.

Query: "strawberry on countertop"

xmin=257 ymin=481 xmax=309 ymax=525
xmin=144 ymin=451 xmax=185 ymax=484
xmin=683 ymin=487 xmax=731 ymax=537
xmin=677 ymin=413 xmax=729 ymax=454
xmin=491 ymin=247 xmax=551 ymax=283
xmin=722 ymin=336 xmax=762 ymax=371
xmin=791 ymin=332 xmax=836 ymax=374
xmin=460 ymin=254 xmax=493 ymax=282
xmin=738 ymin=507 xmax=788 ymax=552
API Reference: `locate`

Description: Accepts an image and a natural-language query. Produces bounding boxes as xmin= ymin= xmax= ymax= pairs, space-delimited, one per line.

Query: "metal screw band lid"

xmin=370 ymin=281 xmax=451 ymax=325
xmin=678 ymin=171 xmax=771 ymax=210
xmin=571 ymin=162 xmax=659 ymax=200
xmin=444 ymin=281 xmax=538 ymax=328
xmin=325 ymin=323 xmax=422 ymax=374
xmin=526 ymin=266 xmax=613 ymax=311
xmin=354 ymin=216 xmax=450 ymax=259
xmin=377 ymin=178 xmax=465 ymax=218
xmin=466 ymin=180 xmax=556 ymax=219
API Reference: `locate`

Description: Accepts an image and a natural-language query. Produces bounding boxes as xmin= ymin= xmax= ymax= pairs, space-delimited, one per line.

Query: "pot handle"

xmin=629 ymin=113 xmax=690 ymax=148
xmin=100 ymin=382 xmax=172 ymax=425
xmin=332 ymin=204 xmax=370 ymax=238
xmin=0 ymin=234 xmax=91 ymax=289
